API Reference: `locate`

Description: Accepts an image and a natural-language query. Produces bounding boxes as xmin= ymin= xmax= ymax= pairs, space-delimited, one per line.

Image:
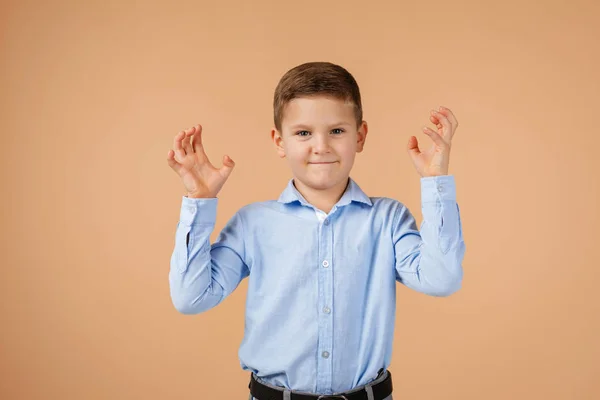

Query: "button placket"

xmin=317 ymin=210 xmax=334 ymax=392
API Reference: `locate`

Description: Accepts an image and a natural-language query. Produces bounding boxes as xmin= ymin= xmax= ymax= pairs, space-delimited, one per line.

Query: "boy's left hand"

xmin=407 ymin=106 xmax=458 ymax=177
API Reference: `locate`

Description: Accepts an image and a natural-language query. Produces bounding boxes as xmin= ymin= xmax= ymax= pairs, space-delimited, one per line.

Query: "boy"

xmin=166 ymin=62 xmax=465 ymax=400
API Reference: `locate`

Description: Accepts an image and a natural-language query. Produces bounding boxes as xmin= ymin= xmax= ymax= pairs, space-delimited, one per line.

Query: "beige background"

xmin=1 ymin=0 xmax=599 ymax=399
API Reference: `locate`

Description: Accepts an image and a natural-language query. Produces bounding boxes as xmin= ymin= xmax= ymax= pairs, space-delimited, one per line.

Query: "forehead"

xmin=282 ymin=95 xmax=355 ymax=126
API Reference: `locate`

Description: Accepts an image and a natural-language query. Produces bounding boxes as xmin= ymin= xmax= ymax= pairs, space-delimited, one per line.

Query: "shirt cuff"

xmin=421 ymin=175 xmax=457 ymax=204
xmin=180 ymin=196 xmax=218 ymax=225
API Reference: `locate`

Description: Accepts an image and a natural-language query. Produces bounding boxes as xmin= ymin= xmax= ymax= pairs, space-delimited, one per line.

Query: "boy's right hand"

xmin=167 ymin=124 xmax=235 ymax=198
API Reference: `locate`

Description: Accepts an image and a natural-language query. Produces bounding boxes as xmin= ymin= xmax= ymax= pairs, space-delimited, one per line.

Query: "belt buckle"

xmin=316 ymin=396 xmax=348 ymax=400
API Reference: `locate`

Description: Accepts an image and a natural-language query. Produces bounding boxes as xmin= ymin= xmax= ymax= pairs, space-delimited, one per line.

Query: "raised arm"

xmin=167 ymin=124 xmax=248 ymax=314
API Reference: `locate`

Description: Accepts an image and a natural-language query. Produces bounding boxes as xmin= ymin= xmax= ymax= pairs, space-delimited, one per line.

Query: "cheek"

xmin=285 ymin=144 xmax=309 ymax=161
xmin=337 ymin=143 xmax=358 ymax=159
xmin=343 ymin=152 xmax=357 ymax=166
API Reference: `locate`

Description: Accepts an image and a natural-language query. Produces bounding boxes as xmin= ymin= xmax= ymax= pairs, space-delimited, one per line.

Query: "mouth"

xmin=309 ymin=161 xmax=337 ymax=164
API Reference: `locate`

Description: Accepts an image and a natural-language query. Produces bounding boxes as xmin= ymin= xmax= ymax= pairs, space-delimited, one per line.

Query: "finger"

xmin=191 ymin=125 xmax=212 ymax=165
xmin=429 ymin=115 xmax=443 ymax=131
xmin=166 ymin=149 xmax=182 ymax=174
xmin=173 ymin=130 xmax=188 ymax=161
xmin=191 ymin=124 xmax=206 ymax=159
xmin=219 ymin=155 xmax=235 ymax=180
xmin=182 ymin=126 xmax=196 ymax=154
xmin=438 ymin=106 xmax=459 ymax=129
xmin=422 ymin=126 xmax=449 ymax=148
xmin=430 ymin=110 xmax=451 ymax=135
xmin=433 ymin=107 xmax=458 ymax=141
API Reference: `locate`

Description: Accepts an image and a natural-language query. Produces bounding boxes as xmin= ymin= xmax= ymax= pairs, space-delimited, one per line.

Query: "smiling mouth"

xmin=309 ymin=161 xmax=337 ymax=164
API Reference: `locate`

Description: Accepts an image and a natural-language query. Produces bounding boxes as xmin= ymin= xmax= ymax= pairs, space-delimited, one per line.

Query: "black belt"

xmin=249 ymin=369 xmax=393 ymax=400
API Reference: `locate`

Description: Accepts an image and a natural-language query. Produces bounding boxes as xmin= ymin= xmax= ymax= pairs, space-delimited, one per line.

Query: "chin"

xmin=299 ymin=173 xmax=347 ymax=191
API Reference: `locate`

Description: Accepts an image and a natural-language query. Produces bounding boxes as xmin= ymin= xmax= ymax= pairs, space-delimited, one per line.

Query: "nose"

xmin=312 ymin=133 xmax=331 ymax=154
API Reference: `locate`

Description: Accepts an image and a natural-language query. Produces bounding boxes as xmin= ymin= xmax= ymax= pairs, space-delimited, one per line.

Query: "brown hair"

xmin=273 ymin=61 xmax=363 ymax=131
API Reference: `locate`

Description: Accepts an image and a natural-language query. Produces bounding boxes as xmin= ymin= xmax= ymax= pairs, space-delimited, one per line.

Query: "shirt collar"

xmin=277 ymin=177 xmax=373 ymax=208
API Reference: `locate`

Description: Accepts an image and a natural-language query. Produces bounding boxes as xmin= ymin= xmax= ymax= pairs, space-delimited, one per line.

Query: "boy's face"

xmin=271 ymin=95 xmax=368 ymax=192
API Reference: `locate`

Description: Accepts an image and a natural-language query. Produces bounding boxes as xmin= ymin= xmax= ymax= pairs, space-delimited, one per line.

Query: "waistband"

xmin=249 ymin=368 xmax=393 ymax=400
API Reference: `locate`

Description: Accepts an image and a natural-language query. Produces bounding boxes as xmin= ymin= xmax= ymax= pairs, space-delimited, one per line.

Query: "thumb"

xmin=407 ymin=136 xmax=420 ymax=159
xmin=219 ymin=155 xmax=235 ymax=179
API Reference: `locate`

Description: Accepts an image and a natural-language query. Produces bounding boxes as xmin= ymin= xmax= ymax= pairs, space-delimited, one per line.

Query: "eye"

xmin=331 ymin=128 xmax=345 ymax=134
xmin=296 ymin=130 xmax=310 ymax=137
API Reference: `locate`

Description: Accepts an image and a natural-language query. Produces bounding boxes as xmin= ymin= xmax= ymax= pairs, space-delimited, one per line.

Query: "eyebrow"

xmin=289 ymin=122 xmax=352 ymax=130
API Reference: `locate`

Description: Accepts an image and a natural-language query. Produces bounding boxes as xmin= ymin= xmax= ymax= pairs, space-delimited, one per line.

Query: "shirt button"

xmin=323 ymin=306 xmax=331 ymax=314
xmin=323 ymin=219 xmax=329 ymax=225
xmin=322 ymin=351 xmax=330 ymax=358
xmin=437 ymin=185 xmax=443 ymax=192
xmin=322 ymin=260 xmax=329 ymax=268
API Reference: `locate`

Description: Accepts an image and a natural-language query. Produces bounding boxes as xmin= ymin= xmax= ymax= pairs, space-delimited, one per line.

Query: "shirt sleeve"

xmin=169 ymin=196 xmax=250 ymax=314
xmin=393 ymin=175 xmax=465 ymax=296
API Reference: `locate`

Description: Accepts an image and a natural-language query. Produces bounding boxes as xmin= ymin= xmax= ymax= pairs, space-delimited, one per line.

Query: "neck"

xmin=293 ymin=177 xmax=349 ymax=214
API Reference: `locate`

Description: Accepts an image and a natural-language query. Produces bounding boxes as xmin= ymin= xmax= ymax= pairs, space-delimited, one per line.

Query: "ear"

xmin=271 ymin=128 xmax=286 ymax=158
xmin=356 ymin=120 xmax=368 ymax=153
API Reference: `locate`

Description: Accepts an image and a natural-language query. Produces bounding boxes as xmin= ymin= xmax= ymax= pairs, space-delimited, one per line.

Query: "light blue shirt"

xmin=169 ymin=175 xmax=465 ymax=395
